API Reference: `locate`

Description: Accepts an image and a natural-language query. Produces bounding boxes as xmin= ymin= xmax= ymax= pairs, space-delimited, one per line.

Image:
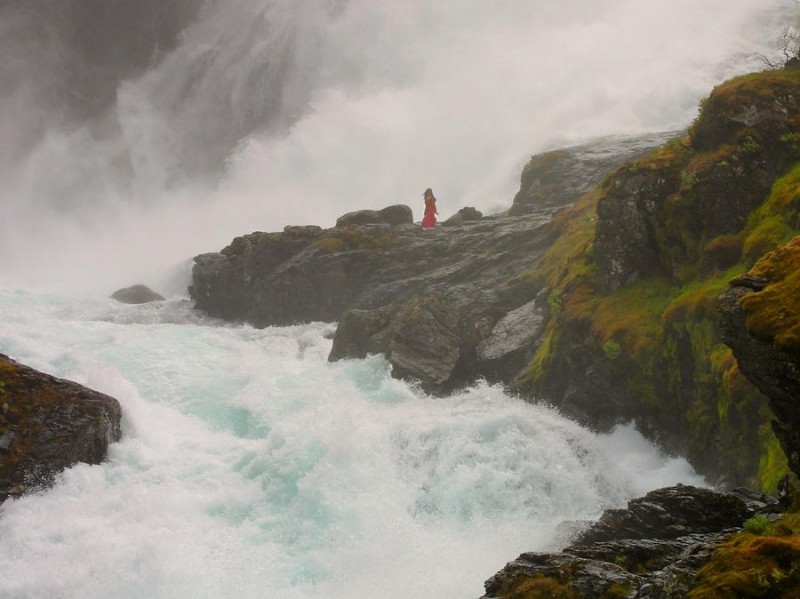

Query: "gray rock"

xmin=441 ymin=206 xmax=483 ymax=226
xmin=111 ymin=284 xmax=165 ymax=304
xmin=335 ymin=204 xmax=413 ymax=227
xmin=482 ymin=484 xmax=772 ymax=599
xmin=476 ymin=295 xmax=546 ymax=361
xmin=191 ymin=212 xmax=552 ymax=392
xmin=509 ymin=131 xmax=679 ymax=216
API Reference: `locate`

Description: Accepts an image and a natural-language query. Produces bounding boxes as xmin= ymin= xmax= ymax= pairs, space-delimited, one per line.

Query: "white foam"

xmin=0 ymin=290 xmax=706 ymax=598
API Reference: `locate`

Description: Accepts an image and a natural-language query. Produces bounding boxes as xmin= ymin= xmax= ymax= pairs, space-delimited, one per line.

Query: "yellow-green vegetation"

xmin=688 ymin=513 xmax=800 ymax=598
xmin=525 ymin=185 xmax=601 ymax=382
xmin=740 ymin=236 xmax=800 ymax=351
xmin=743 ymin=163 xmax=800 ymax=261
xmin=760 ymin=426 xmax=791 ymax=491
xmin=309 ymin=225 xmax=394 ymax=254
xmin=522 ymin=66 xmax=800 ymax=488
xmin=493 ymin=571 xmax=632 ymax=599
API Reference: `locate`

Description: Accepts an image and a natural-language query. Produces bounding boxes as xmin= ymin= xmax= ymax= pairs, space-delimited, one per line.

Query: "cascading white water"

xmin=0 ymin=0 xmax=794 ymax=292
xmin=0 ymin=290 xmax=705 ymax=598
xmin=0 ymin=1 xmax=797 ymax=597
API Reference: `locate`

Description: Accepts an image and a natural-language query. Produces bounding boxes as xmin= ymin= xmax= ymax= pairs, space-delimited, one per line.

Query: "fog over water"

xmin=0 ymin=2 xmax=797 ymax=598
xmin=0 ymin=0 xmax=794 ymax=292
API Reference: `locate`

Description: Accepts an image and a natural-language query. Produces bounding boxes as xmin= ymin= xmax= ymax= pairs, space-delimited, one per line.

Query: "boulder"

xmin=111 ymin=284 xmax=165 ymax=304
xmin=441 ymin=206 xmax=483 ymax=226
xmin=0 ymin=353 xmax=122 ymax=503
xmin=335 ymin=204 xmax=413 ymax=227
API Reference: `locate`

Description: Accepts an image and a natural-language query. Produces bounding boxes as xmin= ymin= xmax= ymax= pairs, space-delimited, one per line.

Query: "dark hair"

xmin=424 ymin=188 xmax=433 ymax=198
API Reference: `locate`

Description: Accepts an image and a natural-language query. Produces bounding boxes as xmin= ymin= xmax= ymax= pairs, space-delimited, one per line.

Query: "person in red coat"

xmin=421 ymin=188 xmax=438 ymax=228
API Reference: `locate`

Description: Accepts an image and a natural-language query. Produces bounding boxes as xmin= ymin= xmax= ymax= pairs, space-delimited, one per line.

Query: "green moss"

xmin=740 ymin=237 xmax=800 ymax=351
xmin=759 ymin=428 xmax=790 ymax=492
xmin=743 ymin=514 xmax=772 ymax=535
xmin=309 ymin=226 xmax=394 ymax=254
xmin=688 ymin=514 xmax=800 ymax=598
xmin=742 ymin=159 xmax=800 ymax=261
xmin=521 ymin=67 xmax=800 ymax=488
xmin=690 ymin=69 xmax=800 ymax=143
xmin=602 ymin=341 xmax=622 ymax=360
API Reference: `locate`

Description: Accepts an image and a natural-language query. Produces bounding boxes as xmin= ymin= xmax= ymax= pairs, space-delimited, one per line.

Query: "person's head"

xmin=424 ymin=188 xmax=433 ymax=199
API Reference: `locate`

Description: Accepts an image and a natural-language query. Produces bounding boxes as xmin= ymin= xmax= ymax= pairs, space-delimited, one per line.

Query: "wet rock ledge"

xmin=482 ymin=485 xmax=779 ymax=599
xmin=190 ymin=211 xmax=556 ymax=394
xmin=0 ymin=353 xmax=122 ymax=504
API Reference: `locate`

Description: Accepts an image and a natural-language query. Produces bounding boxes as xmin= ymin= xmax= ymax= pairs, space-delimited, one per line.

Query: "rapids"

xmin=0 ymin=1 xmax=797 ymax=596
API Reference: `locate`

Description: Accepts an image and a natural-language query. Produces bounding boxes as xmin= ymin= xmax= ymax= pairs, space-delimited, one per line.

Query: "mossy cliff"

xmin=516 ymin=67 xmax=800 ymax=489
xmin=719 ymin=236 xmax=800 ymax=483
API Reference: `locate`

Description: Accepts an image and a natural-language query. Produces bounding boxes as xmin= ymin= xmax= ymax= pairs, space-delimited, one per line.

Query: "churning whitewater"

xmin=0 ymin=0 xmax=796 ymax=597
xmin=0 ymin=290 xmax=705 ymax=598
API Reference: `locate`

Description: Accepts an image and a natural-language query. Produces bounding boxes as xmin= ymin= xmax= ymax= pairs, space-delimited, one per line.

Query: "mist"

xmin=0 ymin=0 xmax=794 ymax=293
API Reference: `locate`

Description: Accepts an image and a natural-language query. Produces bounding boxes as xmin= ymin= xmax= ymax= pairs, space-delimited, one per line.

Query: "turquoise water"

xmin=0 ymin=289 xmax=705 ymax=598
xmin=0 ymin=1 xmax=793 ymax=595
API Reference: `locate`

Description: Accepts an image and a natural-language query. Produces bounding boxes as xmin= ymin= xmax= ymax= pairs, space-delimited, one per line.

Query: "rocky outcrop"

xmin=190 ymin=68 xmax=800 ymax=485
xmin=508 ymin=132 xmax=679 ymax=216
xmin=191 ymin=212 xmax=553 ymax=392
xmin=111 ymin=284 xmax=166 ymax=304
xmin=482 ymin=485 xmax=777 ymax=599
xmin=718 ymin=237 xmax=800 ymax=478
xmin=594 ymin=70 xmax=800 ymax=294
xmin=0 ymin=353 xmax=122 ymax=503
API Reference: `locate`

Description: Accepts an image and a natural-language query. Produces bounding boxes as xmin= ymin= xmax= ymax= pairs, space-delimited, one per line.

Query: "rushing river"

xmin=0 ymin=1 xmax=795 ymax=596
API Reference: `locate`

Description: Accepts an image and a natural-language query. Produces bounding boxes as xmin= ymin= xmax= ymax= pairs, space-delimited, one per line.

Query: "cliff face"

xmin=522 ymin=67 xmax=800 ymax=487
xmin=0 ymin=353 xmax=122 ymax=503
xmin=719 ymin=237 xmax=800 ymax=479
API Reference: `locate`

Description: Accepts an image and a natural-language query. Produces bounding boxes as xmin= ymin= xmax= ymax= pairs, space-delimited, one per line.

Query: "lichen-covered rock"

xmin=0 ymin=353 xmax=122 ymax=503
xmin=594 ymin=69 xmax=800 ymax=295
xmin=525 ymin=68 xmax=800 ymax=488
xmin=594 ymin=163 xmax=679 ymax=293
xmin=690 ymin=70 xmax=800 ymax=153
